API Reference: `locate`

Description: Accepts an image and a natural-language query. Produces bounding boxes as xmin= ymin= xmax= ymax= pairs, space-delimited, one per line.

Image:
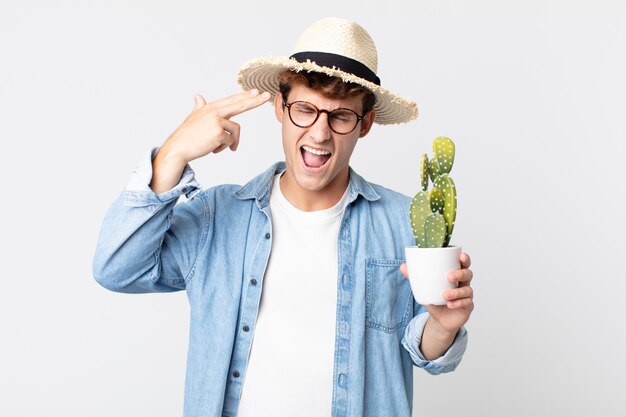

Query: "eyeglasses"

xmin=283 ymin=100 xmax=364 ymax=135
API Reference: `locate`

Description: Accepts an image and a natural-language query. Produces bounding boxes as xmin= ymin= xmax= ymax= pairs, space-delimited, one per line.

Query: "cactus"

xmin=410 ymin=136 xmax=458 ymax=248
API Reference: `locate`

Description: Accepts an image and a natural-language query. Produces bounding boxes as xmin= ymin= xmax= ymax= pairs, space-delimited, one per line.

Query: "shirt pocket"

xmin=365 ymin=258 xmax=413 ymax=334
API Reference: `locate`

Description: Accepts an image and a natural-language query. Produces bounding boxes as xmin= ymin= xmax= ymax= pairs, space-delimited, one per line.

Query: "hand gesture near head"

xmin=150 ymin=89 xmax=271 ymax=194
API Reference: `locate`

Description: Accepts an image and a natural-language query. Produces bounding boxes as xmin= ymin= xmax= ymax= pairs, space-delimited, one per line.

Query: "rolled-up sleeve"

xmin=123 ymin=146 xmax=202 ymax=206
xmin=401 ymin=310 xmax=468 ymax=375
xmin=92 ymin=146 xmax=208 ymax=294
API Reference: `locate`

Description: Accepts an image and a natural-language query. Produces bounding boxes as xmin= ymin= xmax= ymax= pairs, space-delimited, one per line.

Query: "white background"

xmin=1 ymin=1 xmax=625 ymax=416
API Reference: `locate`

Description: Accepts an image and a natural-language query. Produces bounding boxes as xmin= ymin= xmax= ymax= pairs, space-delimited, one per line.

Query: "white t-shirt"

xmin=237 ymin=172 xmax=350 ymax=416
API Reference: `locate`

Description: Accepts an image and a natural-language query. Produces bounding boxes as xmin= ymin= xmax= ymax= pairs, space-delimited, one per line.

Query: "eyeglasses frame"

xmin=282 ymin=100 xmax=365 ymax=135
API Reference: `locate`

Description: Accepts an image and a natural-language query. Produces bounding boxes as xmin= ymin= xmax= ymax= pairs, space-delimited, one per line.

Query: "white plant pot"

xmin=404 ymin=245 xmax=462 ymax=305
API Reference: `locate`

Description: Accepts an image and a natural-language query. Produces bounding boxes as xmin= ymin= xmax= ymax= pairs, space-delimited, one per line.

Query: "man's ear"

xmin=358 ymin=110 xmax=376 ymax=138
xmin=274 ymin=93 xmax=284 ymax=123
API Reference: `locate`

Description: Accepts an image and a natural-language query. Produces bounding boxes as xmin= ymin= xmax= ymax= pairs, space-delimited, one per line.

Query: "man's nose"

xmin=308 ymin=112 xmax=332 ymax=142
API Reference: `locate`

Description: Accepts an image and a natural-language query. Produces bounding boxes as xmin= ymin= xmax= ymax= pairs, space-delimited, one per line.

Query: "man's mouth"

xmin=301 ymin=145 xmax=332 ymax=168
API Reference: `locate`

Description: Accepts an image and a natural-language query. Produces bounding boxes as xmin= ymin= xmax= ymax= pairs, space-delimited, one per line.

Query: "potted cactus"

xmin=405 ymin=136 xmax=462 ymax=305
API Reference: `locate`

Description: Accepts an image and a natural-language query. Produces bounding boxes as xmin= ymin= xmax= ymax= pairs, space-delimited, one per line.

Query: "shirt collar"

xmin=234 ymin=162 xmax=381 ymax=208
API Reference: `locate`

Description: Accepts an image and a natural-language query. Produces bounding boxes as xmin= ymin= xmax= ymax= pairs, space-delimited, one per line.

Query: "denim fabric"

xmin=93 ymin=147 xmax=468 ymax=417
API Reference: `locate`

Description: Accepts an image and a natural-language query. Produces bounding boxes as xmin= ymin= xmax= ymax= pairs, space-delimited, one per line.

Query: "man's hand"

xmin=150 ymin=89 xmax=271 ymax=194
xmin=400 ymin=251 xmax=474 ymax=359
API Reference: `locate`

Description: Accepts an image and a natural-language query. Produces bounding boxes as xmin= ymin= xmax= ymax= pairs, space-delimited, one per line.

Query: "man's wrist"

xmin=426 ymin=316 xmax=459 ymax=341
xmin=420 ymin=316 xmax=458 ymax=360
xmin=150 ymin=145 xmax=189 ymax=195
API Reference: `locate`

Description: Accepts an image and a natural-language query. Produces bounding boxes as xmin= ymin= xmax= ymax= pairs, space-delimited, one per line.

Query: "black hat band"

xmin=289 ymin=51 xmax=381 ymax=86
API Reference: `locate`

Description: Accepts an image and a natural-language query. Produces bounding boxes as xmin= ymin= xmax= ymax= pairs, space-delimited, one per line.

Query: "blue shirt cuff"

xmin=401 ymin=312 xmax=468 ymax=375
xmin=123 ymin=146 xmax=202 ymax=207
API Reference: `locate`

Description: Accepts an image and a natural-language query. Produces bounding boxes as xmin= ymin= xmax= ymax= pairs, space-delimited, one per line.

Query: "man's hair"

xmin=278 ymin=70 xmax=376 ymax=115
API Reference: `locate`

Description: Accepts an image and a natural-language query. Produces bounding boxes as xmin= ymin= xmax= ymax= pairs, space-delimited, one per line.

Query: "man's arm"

xmin=400 ymin=252 xmax=473 ymax=366
xmin=419 ymin=315 xmax=459 ymax=360
xmin=92 ymin=145 xmax=204 ymax=293
xmin=92 ymin=90 xmax=271 ymax=293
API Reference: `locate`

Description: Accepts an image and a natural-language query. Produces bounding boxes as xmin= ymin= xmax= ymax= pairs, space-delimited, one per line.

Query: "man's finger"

xmin=446 ymin=297 xmax=474 ymax=310
xmin=193 ymin=94 xmax=207 ymax=110
xmin=220 ymin=119 xmax=241 ymax=151
xmin=212 ymin=142 xmax=229 ymax=154
xmin=219 ymin=91 xmax=271 ymax=119
xmin=399 ymin=263 xmax=409 ymax=279
xmin=460 ymin=252 xmax=471 ymax=269
xmin=448 ymin=268 xmax=473 ymax=286
xmin=444 ymin=286 xmax=473 ymax=301
xmin=208 ymin=89 xmax=260 ymax=110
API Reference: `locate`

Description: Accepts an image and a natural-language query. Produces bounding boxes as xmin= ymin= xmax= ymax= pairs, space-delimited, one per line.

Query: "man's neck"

xmin=279 ymin=170 xmax=349 ymax=212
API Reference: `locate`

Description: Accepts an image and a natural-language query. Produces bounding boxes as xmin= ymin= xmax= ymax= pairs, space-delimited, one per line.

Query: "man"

xmin=93 ymin=17 xmax=474 ymax=417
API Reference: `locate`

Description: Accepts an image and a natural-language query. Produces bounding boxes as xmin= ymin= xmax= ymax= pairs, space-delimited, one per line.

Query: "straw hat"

xmin=236 ymin=17 xmax=418 ymax=125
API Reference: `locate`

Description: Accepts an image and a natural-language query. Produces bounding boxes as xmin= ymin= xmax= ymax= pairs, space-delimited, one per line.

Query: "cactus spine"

xmin=410 ymin=137 xmax=457 ymax=248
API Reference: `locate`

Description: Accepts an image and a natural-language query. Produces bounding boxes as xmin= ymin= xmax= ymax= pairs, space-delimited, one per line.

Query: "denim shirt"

xmin=93 ymin=148 xmax=468 ymax=417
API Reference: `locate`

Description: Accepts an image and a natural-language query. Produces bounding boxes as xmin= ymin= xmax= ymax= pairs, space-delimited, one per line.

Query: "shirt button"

xmin=250 ymin=278 xmax=257 ymax=286
xmin=232 ymin=371 xmax=240 ymax=378
xmin=243 ymin=325 xmax=250 ymax=332
xmin=265 ymin=232 xmax=271 ymax=239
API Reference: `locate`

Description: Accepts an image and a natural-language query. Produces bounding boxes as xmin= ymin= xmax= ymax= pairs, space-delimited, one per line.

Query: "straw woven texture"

xmin=236 ymin=17 xmax=418 ymax=125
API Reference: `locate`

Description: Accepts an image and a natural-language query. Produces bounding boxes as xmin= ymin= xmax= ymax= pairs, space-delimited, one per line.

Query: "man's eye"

xmin=331 ymin=113 xmax=352 ymax=122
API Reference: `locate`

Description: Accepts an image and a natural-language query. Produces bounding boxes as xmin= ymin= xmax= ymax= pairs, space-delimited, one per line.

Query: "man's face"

xmin=274 ymin=82 xmax=375 ymax=208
